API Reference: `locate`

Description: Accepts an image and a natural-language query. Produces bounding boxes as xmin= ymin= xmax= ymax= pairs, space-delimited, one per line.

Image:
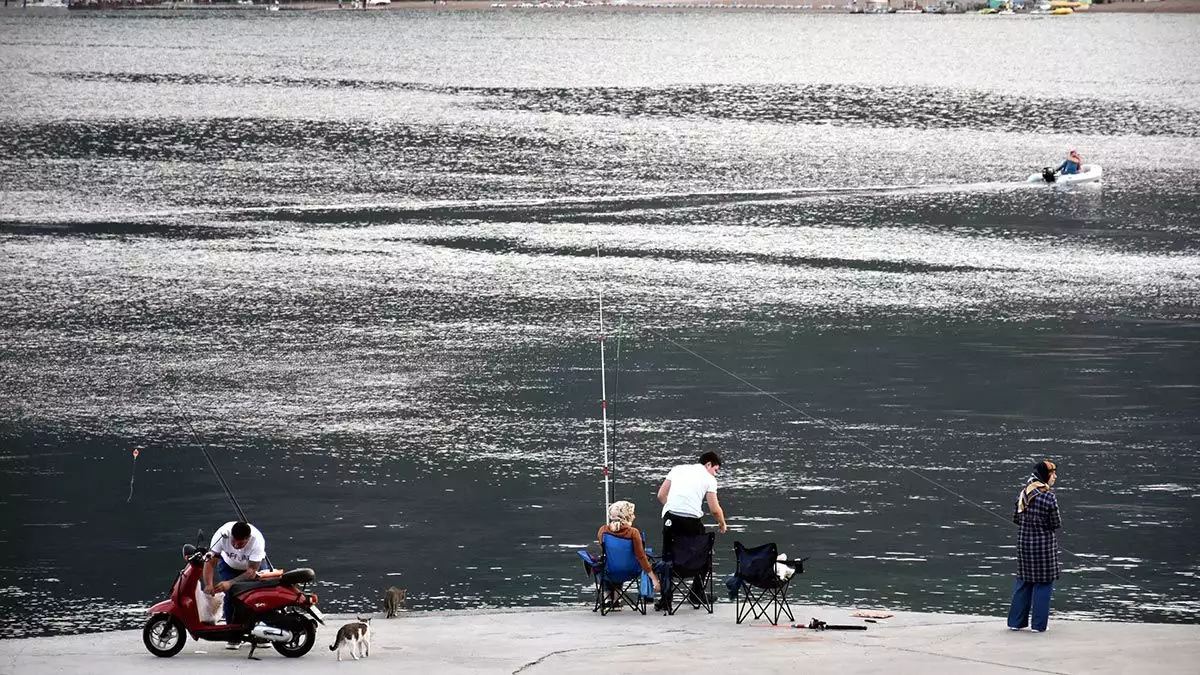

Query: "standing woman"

xmin=1007 ymin=460 xmax=1062 ymax=632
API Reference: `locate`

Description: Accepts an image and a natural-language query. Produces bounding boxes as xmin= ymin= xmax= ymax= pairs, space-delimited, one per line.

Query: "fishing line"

xmin=611 ymin=323 xmax=623 ymax=501
xmin=170 ymin=392 xmax=251 ymax=524
xmin=126 ymin=447 xmax=141 ymax=503
xmin=168 ymin=391 xmax=275 ymax=570
xmin=661 ymin=336 xmax=1145 ymax=590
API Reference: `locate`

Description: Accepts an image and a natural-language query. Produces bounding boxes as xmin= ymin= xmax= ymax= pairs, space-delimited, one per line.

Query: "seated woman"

xmin=597 ymin=500 xmax=661 ymax=608
xmin=1056 ymin=149 xmax=1083 ymax=175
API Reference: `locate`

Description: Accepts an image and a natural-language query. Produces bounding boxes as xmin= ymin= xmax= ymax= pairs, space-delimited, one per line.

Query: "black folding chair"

xmin=660 ymin=532 xmax=715 ymax=615
xmin=733 ymin=541 xmax=806 ymax=625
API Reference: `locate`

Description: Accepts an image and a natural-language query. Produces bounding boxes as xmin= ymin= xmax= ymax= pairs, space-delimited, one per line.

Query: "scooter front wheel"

xmin=142 ymin=614 xmax=187 ymax=657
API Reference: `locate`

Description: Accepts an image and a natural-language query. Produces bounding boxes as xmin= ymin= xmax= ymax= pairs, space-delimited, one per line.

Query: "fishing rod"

xmin=171 ymin=393 xmax=251 ymax=523
xmin=611 ymin=322 xmax=622 ymax=504
xmin=170 ymin=392 xmax=271 ymax=569
xmin=597 ymin=246 xmax=612 ymax=517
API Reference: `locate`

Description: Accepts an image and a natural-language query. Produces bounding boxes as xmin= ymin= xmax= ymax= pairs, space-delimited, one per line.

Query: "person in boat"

xmin=1056 ymin=149 xmax=1083 ymax=175
xmin=1006 ymin=460 xmax=1062 ymax=633
xmin=595 ymin=500 xmax=661 ymax=608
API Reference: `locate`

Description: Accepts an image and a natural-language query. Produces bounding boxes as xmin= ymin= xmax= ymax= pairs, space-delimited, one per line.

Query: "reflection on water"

xmin=1 ymin=10 xmax=1198 ymax=639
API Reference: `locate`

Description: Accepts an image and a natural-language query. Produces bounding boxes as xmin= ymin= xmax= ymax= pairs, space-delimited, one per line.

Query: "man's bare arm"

xmin=706 ymin=492 xmax=728 ymax=533
xmin=657 ymin=479 xmax=671 ymax=505
xmin=241 ymin=560 xmax=262 ymax=580
xmin=214 ymin=560 xmax=261 ymax=593
xmin=202 ymin=556 xmax=218 ymax=594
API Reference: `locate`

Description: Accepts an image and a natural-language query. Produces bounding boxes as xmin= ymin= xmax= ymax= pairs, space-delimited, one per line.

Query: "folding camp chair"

xmin=660 ymin=532 xmax=715 ymax=615
xmin=577 ymin=532 xmax=650 ymax=615
xmin=733 ymin=541 xmax=807 ymax=625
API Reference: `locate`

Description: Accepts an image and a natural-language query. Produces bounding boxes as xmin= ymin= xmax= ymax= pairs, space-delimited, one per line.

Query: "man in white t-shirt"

xmin=658 ymin=451 xmax=728 ymax=535
xmin=202 ymin=521 xmax=268 ymax=628
xmin=655 ymin=451 xmax=728 ymax=609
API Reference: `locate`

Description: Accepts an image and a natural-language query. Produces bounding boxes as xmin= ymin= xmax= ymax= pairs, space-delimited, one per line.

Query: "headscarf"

xmin=607 ymin=500 xmax=635 ymax=532
xmin=1017 ymin=460 xmax=1056 ymax=514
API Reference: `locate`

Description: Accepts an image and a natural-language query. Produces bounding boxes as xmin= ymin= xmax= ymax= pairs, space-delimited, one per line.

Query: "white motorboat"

xmin=1026 ymin=163 xmax=1102 ymax=185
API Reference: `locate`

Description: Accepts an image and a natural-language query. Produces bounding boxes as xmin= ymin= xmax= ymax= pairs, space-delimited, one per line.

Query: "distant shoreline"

xmin=32 ymin=0 xmax=1200 ymax=15
xmin=1087 ymin=0 xmax=1200 ymax=12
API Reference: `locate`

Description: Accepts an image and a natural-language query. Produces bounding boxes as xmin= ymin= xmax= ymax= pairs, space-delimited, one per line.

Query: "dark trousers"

xmin=1007 ymin=579 xmax=1054 ymax=631
xmin=661 ymin=513 xmax=706 ymax=606
xmin=215 ymin=560 xmax=243 ymax=623
xmin=216 ymin=559 xmax=272 ymax=624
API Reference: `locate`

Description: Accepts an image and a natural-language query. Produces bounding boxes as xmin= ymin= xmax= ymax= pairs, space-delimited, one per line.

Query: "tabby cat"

xmin=383 ymin=586 xmax=407 ymax=618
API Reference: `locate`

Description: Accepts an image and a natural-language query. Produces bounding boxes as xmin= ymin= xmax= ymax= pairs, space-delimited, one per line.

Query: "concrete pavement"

xmin=2 ymin=603 xmax=1198 ymax=674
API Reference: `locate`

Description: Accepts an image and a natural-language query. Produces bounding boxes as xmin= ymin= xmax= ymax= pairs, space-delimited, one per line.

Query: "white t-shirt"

xmin=661 ymin=463 xmax=718 ymax=518
xmin=209 ymin=521 xmax=267 ymax=571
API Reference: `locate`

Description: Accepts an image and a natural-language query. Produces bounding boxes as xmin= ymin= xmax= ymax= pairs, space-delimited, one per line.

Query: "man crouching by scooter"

xmin=203 ymin=521 xmax=270 ymax=646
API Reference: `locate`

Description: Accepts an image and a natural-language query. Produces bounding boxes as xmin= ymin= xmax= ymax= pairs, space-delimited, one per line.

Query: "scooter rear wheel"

xmin=142 ymin=614 xmax=187 ymax=657
xmin=272 ymin=614 xmax=317 ymax=658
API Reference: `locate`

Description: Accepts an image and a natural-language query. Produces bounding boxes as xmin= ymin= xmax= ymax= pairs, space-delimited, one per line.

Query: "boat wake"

xmin=0 ymin=180 xmax=1047 ymax=230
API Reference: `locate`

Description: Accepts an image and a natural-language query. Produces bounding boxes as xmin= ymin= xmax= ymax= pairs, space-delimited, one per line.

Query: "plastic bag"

xmin=195 ymin=581 xmax=225 ymax=624
xmin=638 ymin=571 xmax=655 ymax=600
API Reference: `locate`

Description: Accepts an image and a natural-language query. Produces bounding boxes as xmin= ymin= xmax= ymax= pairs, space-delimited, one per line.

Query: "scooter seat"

xmin=228 ymin=578 xmax=282 ymax=596
xmin=227 ymin=568 xmax=315 ymax=596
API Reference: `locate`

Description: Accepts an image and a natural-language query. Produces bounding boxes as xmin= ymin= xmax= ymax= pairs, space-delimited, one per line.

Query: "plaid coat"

xmin=1013 ymin=489 xmax=1062 ymax=583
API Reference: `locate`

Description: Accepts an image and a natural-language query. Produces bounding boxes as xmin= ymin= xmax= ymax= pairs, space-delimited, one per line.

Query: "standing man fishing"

xmin=656 ymin=451 xmax=728 ymax=608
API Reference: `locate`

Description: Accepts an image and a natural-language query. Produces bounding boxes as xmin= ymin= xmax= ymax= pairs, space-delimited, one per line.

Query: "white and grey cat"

xmin=329 ymin=616 xmax=371 ymax=661
xmin=383 ymin=586 xmax=407 ymax=618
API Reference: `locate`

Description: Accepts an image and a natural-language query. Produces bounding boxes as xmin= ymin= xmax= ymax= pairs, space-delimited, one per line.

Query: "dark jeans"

xmin=215 ymin=560 xmax=243 ymax=623
xmin=216 ymin=559 xmax=272 ymax=624
xmin=1007 ymin=579 xmax=1054 ymax=631
xmin=660 ymin=513 xmax=707 ymax=607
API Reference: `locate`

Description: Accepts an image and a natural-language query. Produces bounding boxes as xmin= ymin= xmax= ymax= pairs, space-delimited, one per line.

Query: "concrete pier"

xmin=2 ymin=603 xmax=1198 ymax=674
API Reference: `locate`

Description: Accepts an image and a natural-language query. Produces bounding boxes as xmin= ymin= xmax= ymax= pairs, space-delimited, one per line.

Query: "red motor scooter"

xmin=143 ymin=539 xmax=325 ymax=660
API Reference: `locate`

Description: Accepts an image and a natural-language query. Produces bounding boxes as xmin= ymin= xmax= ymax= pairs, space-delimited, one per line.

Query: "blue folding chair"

xmin=577 ymin=532 xmax=652 ymax=615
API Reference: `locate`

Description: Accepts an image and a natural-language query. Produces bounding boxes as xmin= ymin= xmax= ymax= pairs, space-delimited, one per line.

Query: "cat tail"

xmin=329 ymin=633 xmax=344 ymax=650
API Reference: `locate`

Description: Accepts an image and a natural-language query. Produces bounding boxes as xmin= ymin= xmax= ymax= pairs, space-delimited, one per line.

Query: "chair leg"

xmin=667 ymin=573 xmax=690 ymax=616
xmin=598 ymin=576 xmax=646 ymax=616
xmin=737 ymin=585 xmax=754 ymax=624
xmin=779 ymin=580 xmax=795 ymax=623
xmin=701 ymin=570 xmax=714 ymax=614
xmin=739 ymin=585 xmax=778 ymax=625
xmin=593 ymin=579 xmax=603 ymax=614
xmin=617 ymin=581 xmax=642 ymax=614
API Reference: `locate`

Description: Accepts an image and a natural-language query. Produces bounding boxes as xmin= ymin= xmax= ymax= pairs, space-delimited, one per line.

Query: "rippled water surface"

xmin=1 ymin=10 xmax=1198 ymax=639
